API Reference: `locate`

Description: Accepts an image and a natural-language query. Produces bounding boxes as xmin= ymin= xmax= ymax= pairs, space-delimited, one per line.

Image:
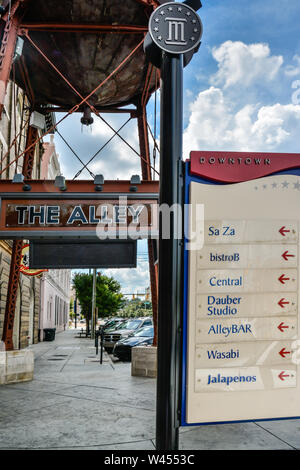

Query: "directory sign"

xmin=182 ymin=151 xmax=300 ymax=425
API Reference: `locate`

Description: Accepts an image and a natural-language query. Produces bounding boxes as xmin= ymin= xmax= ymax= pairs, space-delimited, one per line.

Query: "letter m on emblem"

xmin=165 ymin=17 xmax=187 ymax=45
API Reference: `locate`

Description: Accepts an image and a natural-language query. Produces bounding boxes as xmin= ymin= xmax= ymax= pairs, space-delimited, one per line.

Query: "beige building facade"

xmin=0 ymin=81 xmax=57 ymax=350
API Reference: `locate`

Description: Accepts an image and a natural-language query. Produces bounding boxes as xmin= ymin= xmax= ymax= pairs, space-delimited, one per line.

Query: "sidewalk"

xmin=0 ymin=329 xmax=299 ymax=450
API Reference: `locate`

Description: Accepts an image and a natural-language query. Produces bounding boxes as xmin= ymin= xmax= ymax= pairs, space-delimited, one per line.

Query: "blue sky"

xmin=53 ymin=0 xmax=300 ymax=294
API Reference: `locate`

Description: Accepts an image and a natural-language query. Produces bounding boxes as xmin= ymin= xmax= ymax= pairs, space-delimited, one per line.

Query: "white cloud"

xmin=183 ymin=86 xmax=300 ymax=154
xmin=88 ymin=116 xmax=141 ymax=178
xmin=183 ymin=40 xmax=300 ymax=154
xmin=102 ymin=259 xmax=150 ymax=295
xmin=211 ymin=41 xmax=283 ymax=88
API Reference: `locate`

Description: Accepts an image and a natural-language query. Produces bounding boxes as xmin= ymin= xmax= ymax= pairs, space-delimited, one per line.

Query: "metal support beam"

xmin=22 ymin=125 xmax=38 ymax=179
xmin=0 ymin=16 xmax=20 ymax=118
xmin=0 ymin=179 xmax=159 ymax=194
xmin=19 ymin=23 xmax=148 ymax=34
xmin=135 ymin=0 xmax=160 ymax=8
xmin=1 ymin=239 xmax=23 ymax=350
xmin=36 ymin=106 xmax=138 ymax=116
xmin=137 ymin=103 xmax=151 ymax=181
xmin=137 ymin=100 xmax=159 ymax=348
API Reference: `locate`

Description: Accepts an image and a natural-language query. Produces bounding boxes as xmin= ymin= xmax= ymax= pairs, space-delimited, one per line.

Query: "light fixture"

xmin=130 ymin=174 xmax=141 ymax=192
xmin=12 ymin=173 xmax=31 ymax=191
xmin=29 ymin=111 xmax=46 ymax=130
xmin=94 ymin=174 xmax=104 ymax=191
xmin=12 ymin=173 xmax=24 ymax=183
xmin=54 ymin=175 xmax=67 ymax=191
xmin=13 ymin=36 xmax=24 ymax=62
xmin=81 ymin=106 xmax=94 ymax=126
xmin=11 ymin=173 xmax=31 ymax=191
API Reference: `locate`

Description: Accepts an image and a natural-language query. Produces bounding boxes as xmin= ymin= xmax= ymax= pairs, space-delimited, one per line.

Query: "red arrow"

xmin=278 ymin=322 xmax=289 ymax=332
xmin=278 ymin=371 xmax=290 ymax=381
xmin=279 ymin=226 xmax=290 ymax=237
xmin=278 ymin=298 xmax=290 ymax=308
xmin=282 ymin=251 xmax=295 ymax=261
xmin=279 ymin=348 xmax=291 ymax=358
xmin=278 ymin=274 xmax=290 ymax=284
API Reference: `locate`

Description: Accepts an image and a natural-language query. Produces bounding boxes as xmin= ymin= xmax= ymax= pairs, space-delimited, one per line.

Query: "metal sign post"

xmin=156 ymin=50 xmax=183 ymax=450
xmin=91 ymin=268 xmax=97 ymax=340
xmin=144 ymin=0 xmax=203 ymax=450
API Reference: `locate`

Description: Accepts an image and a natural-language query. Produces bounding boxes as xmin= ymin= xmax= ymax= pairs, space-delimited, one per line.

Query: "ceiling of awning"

xmin=10 ymin=0 xmax=158 ymax=110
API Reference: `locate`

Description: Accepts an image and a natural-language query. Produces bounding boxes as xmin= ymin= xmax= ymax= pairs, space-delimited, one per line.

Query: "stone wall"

xmin=131 ymin=346 xmax=157 ymax=378
xmin=0 ymin=350 xmax=34 ymax=384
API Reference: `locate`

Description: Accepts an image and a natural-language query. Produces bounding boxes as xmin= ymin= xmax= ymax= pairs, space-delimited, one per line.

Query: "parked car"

xmin=113 ymin=325 xmax=154 ymax=361
xmin=103 ymin=317 xmax=152 ymax=353
xmin=102 ymin=318 xmax=126 ymax=332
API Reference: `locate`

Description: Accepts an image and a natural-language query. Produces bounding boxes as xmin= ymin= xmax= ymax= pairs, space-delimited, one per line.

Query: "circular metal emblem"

xmin=149 ymin=2 xmax=203 ymax=55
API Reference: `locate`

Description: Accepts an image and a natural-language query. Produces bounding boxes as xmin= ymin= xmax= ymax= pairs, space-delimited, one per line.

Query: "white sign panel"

xmin=185 ymin=172 xmax=300 ymax=424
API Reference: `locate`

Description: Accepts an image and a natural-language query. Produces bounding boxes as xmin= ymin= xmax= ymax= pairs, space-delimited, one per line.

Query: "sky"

xmin=50 ymin=0 xmax=300 ymax=295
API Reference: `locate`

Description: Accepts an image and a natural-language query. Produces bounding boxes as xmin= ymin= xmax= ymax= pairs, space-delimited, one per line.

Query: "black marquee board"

xmin=29 ymin=239 xmax=137 ymax=269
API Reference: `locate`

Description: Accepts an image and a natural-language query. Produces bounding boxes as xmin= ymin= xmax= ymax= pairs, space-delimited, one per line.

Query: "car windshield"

xmin=114 ymin=320 xmax=126 ymax=330
xmin=134 ymin=326 xmax=154 ymax=337
xmin=105 ymin=321 xmax=121 ymax=329
xmin=118 ymin=320 xmax=142 ymax=330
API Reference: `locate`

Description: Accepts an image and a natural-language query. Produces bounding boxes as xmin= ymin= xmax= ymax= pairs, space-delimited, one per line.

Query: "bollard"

xmin=95 ymin=329 xmax=99 ymax=355
xmin=100 ymin=327 xmax=104 ymax=365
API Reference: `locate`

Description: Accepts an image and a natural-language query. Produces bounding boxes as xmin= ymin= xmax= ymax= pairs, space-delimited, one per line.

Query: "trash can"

xmin=43 ymin=328 xmax=56 ymax=341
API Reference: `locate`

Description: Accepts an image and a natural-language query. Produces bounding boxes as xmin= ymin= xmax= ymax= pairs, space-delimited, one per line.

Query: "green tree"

xmin=72 ymin=272 xmax=125 ymax=324
xmin=69 ymin=297 xmax=74 ymax=319
xmin=120 ymin=298 xmax=153 ymax=318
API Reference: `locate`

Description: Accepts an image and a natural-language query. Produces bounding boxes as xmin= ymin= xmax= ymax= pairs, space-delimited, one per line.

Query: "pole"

xmin=91 ymin=268 xmax=96 ymax=339
xmin=156 ymin=52 xmax=183 ymax=450
xmin=100 ymin=327 xmax=104 ymax=365
xmin=137 ymin=100 xmax=159 ymax=348
xmin=95 ymin=329 xmax=99 ymax=355
xmin=74 ymin=296 xmax=77 ymax=329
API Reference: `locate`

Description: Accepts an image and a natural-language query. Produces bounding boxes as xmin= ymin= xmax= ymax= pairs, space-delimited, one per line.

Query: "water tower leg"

xmin=137 ymin=101 xmax=159 ymax=347
xmin=0 ymin=14 xmax=20 ymax=119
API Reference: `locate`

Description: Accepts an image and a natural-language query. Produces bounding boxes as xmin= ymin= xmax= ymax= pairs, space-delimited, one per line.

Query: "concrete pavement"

xmin=0 ymin=329 xmax=299 ymax=450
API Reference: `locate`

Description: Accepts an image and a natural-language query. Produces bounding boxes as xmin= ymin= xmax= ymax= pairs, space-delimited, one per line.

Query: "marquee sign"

xmin=182 ymin=151 xmax=300 ymax=426
xmin=0 ymin=180 xmax=159 ymax=239
xmin=5 ymin=200 xmax=153 ymax=228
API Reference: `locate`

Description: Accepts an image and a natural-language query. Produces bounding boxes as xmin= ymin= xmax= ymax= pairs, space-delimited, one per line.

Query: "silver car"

xmin=103 ymin=318 xmax=153 ymax=353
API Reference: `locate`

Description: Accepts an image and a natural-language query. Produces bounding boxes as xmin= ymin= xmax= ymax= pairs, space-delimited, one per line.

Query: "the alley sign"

xmin=6 ymin=200 xmax=153 ymax=227
xmin=0 ymin=180 xmax=159 ymax=239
